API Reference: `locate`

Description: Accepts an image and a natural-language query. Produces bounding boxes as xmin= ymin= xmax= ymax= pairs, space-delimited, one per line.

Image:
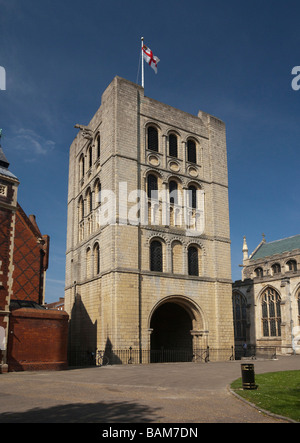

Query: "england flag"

xmin=142 ymin=44 xmax=160 ymax=74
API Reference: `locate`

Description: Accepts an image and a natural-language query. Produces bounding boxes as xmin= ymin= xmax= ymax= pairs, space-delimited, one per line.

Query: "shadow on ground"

xmin=0 ymin=400 xmax=162 ymax=423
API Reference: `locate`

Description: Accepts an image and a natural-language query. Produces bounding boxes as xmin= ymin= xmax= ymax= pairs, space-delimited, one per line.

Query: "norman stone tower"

xmin=65 ymin=77 xmax=234 ymax=363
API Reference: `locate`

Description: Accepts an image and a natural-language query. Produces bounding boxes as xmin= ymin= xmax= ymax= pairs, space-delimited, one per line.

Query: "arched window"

xmin=169 ymin=134 xmax=178 ymax=158
xmin=88 ymin=146 xmax=92 ymax=169
xmin=261 ymin=288 xmax=281 ymax=337
xmin=86 ymin=188 xmax=92 ymax=214
xmin=188 ymin=245 xmax=199 ymax=276
xmin=287 ymin=260 xmax=297 ymax=272
xmin=188 ymin=185 xmax=197 ymax=209
xmin=271 ymin=263 xmax=281 ymax=275
xmin=93 ymin=243 xmax=100 ymax=275
xmin=150 ymin=240 xmax=163 ymax=272
xmin=147 ymin=126 xmax=158 ymax=152
xmin=255 ymin=267 xmax=263 ymax=278
xmin=147 ymin=174 xmax=158 ymax=199
xmin=232 ymin=292 xmax=247 ymax=341
xmin=96 ymin=134 xmax=101 ymax=159
xmin=78 ymin=196 xmax=84 ymax=221
xmin=79 ymin=154 xmax=85 ymax=179
xmin=94 ymin=179 xmax=101 ymax=206
xmin=169 ymin=180 xmax=178 ymax=204
xmin=187 ymin=139 xmax=196 ymax=164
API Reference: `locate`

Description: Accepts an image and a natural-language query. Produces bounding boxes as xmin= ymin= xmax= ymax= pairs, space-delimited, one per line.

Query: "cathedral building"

xmin=65 ymin=77 xmax=234 ymax=363
xmin=233 ymin=234 xmax=300 ymax=355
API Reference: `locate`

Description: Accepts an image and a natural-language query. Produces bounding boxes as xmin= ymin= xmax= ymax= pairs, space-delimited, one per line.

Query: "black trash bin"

xmin=241 ymin=364 xmax=258 ymax=390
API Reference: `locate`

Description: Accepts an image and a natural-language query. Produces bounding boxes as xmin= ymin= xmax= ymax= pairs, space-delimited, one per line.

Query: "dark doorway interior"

xmin=150 ymin=302 xmax=193 ymax=362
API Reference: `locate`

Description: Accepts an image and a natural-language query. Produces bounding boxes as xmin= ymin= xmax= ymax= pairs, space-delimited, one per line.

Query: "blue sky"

xmin=0 ymin=0 xmax=299 ymax=302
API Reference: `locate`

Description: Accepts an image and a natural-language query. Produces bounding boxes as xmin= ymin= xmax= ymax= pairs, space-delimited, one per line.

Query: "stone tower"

xmin=65 ymin=77 xmax=234 ymax=363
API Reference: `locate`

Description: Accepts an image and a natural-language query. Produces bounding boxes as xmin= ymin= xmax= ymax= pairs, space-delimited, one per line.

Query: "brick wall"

xmin=12 ymin=205 xmax=49 ymax=304
xmin=7 ymin=308 xmax=69 ymax=371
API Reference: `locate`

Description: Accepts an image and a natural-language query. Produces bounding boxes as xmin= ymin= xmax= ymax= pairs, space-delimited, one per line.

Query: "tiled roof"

xmin=0 ymin=166 xmax=18 ymax=180
xmin=250 ymin=235 xmax=300 ymax=260
xmin=0 ymin=144 xmax=18 ymax=180
xmin=0 ymin=145 xmax=9 ymax=168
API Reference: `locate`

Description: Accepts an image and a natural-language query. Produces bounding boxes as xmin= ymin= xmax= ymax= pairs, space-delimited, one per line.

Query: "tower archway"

xmin=149 ymin=296 xmax=207 ymax=362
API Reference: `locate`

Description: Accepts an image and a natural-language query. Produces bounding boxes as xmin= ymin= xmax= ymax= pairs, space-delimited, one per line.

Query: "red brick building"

xmin=0 ymin=142 xmax=68 ymax=372
xmin=13 ymin=204 xmax=50 ymax=305
xmin=45 ymin=297 xmax=65 ymax=311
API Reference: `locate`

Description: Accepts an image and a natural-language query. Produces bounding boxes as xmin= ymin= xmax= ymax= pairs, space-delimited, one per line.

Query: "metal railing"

xmin=234 ymin=345 xmax=277 ymax=360
xmin=68 ymin=344 xmax=295 ymax=367
xmin=68 ymin=346 xmax=235 ymax=367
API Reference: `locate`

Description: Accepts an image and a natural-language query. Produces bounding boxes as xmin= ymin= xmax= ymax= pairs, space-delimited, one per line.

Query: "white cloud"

xmin=13 ymin=128 xmax=55 ymax=157
xmin=46 ymin=278 xmax=65 ymax=285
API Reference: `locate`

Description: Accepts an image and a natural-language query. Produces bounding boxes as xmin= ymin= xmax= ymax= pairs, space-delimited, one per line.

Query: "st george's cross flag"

xmin=142 ymin=44 xmax=160 ymax=74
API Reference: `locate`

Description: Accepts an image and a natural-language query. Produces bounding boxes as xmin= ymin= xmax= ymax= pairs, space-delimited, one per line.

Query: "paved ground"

xmin=0 ymin=355 xmax=299 ymax=423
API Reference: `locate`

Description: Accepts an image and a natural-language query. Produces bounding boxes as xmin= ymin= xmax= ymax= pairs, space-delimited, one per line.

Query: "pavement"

xmin=0 ymin=355 xmax=299 ymax=423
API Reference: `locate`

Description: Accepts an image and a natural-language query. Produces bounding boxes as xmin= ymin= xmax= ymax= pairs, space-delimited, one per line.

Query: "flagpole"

xmin=141 ymin=37 xmax=144 ymax=88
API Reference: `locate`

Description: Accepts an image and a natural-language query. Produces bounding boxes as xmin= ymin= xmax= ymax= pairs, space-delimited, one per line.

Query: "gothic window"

xmin=96 ymin=134 xmax=101 ymax=159
xmin=287 ymin=260 xmax=297 ymax=272
xmin=255 ymin=267 xmax=263 ymax=278
xmin=147 ymin=174 xmax=158 ymax=199
xmin=78 ymin=196 xmax=84 ymax=221
xmin=79 ymin=154 xmax=85 ymax=179
xmin=150 ymin=240 xmax=163 ymax=272
xmin=232 ymin=292 xmax=247 ymax=341
xmin=169 ymin=133 xmax=178 ymax=158
xmin=187 ymin=139 xmax=196 ymax=164
xmin=261 ymin=288 xmax=281 ymax=337
xmin=94 ymin=243 xmax=100 ymax=275
xmin=271 ymin=263 xmax=281 ymax=275
xmin=86 ymin=188 xmax=92 ymax=214
xmin=94 ymin=179 xmax=101 ymax=206
xmin=188 ymin=245 xmax=199 ymax=276
xmin=188 ymin=185 xmax=197 ymax=209
xmin=147 ymin=126 xmax=158 ymax=152
xmin=88 ymin=146 xmax=92 ymax=169
xmin=169 ymin=180 xmax=178 ymax=204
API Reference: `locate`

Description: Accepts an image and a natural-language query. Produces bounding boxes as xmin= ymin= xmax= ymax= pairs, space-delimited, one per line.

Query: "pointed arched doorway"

xmin=149 ymin=296 xmax=206 ymax=363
